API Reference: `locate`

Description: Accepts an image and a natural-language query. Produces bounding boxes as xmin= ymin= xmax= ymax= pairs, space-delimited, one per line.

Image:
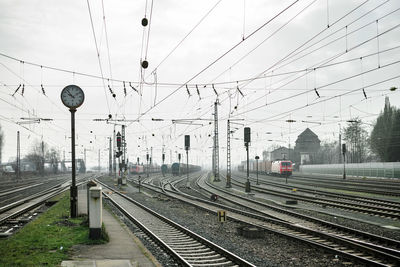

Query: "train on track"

xmin=238 ymin=160 xmax=293 ymax=176
xmin=128 ymin=163 xmax=160 ymax=175
xmin=0 ymin=159 xmax=86 ymax=175
xmin=128 ymin=164 xmax=145 ymax=174
xmin=128 ymin=162 xmax=201 ymax=176
xmin=170 ymin=163 xmax=201 ymax=176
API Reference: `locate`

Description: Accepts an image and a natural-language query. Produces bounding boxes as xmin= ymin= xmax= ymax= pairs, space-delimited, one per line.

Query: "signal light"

xmin=116 ymin=132 xmax=122 ymax=148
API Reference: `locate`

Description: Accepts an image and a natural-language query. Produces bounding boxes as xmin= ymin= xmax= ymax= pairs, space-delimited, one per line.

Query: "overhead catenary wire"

xmin=101 ymin=0 xmax=115 ymax=96
xmin=128 ymin=0 xmax=301 ymax=126
xmin=236 ymin=0 xmax=373 ymax=91
xmin=229 ymin=58 xmax=400 ymax=119
xmin=229 ymin=20 xmax=400 ymax=118
xmin=86 ymin=0 xmax=111 ymax=113
xmin=240 ymin=73 xmax=400 ymax=128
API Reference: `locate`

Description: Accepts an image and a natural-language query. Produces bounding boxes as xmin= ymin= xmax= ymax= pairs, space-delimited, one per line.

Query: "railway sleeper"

xmin=164 ymin=235 xmax=195 ymax=240
xmin=187 ymin=257 xmax=228 ymax=263
xmin=163 ymin=236 xmax=193 ymax=242
xmin=190 ymin=261 xmax=234 ymax=267
xmin=174 ymin=248 xmax=211 ymax=254
xmin=167 ymin=240 xmax=200 ymax=245
xmin=177 ymin=250 xmax=215 ymax=256
xmin=171 ymin=244 xmax=207 ymax=250
xmin=184 ymin=254 xmax=225 ymax=260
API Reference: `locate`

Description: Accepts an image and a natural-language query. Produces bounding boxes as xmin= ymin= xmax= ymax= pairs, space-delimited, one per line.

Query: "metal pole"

xmin=41 ymin=140 xmax=44 ymax=176
xmin=226 ymin=120 xmax=231 ymax=188
xmin=84 ymin=148 xmax=86 ymax=169
xmin=146 ymin=154 xmax=149 ymax=178
xmin=186 ymin=149 xmax=189 ymax=187
xmin=213 ymin=101 xmax=220 ymax=181
xmin=256 ymin=158 xmax=259 ymax=185
xmin=17 ymin=131 xmax=20 ymax=181
xmin=109 ymin=137 xmax=112 ymax=176
xmin=245 ymin=143 xmax=251 ymax=192
xmin=70 ymin=109 xmax=77 ymax=218
xmin=113 ymin=125 xmax=116 ymax=181
xmin=343 ymin=153 xmax=346 ymax=179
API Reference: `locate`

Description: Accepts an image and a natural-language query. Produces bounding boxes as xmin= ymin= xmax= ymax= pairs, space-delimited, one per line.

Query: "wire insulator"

xmin=314 ymin=88 xmax=320 ymax=98
xmin=12 ymin=84 xmax=21 ymax=97
xmin=129 ymin=82 xmax=138 ymax=93
xmin=21 ymin=84 xmax=25 ymax=96
xmin=212 ymin=84 xmax=218 ymax=96
xmin=123 ymin=81 xmax=127 ymax=96
xmin=196 ymin=85 xmax=201 ymax=100
xmin=41 ymin=84 xmax=46 ymax=95
xmin=236 ymin=82 xmax=244 ymax=97
xmin=185 ymin=84 xmax=191 ymax=97
xmin=362 ymin=88 xmax=367 ymax=99
xmin=108 ymin=85 xmax=116 ymax=98
xmin=108 ymin=85 xmax=114 ymax=94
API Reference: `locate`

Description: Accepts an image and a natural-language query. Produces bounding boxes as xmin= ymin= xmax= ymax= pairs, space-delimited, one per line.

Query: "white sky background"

xmin=0 ymin=0 xmax=399 ymax=169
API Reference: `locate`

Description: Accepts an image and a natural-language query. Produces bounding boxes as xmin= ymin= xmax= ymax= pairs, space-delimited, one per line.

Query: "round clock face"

xmin=61 ymin=85 xmax=85 ymax=109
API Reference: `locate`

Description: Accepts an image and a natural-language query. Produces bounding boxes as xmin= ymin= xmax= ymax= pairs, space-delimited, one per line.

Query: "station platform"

xmin=61 ymin=183 xmax=159 ymax=267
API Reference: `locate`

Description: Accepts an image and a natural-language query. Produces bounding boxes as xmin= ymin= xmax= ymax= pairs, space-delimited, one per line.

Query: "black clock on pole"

xmin=61 ymin=85 xmax=85 ymax=218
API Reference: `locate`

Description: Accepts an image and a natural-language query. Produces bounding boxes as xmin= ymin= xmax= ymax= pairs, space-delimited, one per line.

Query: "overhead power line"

xmin=129 ymin=0 xmax=301 ymax=125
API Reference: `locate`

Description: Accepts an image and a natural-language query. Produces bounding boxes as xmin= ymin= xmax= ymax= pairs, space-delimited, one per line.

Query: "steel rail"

xmin=230 ymin=175 xmax=400 ymax=219
xmin=97 ymin=179 xmax=255 ymax=267
xmin=161 ymin=175 xmax=400 ymax=266
xmin=199 ymin=175 xmax=400 ymax=257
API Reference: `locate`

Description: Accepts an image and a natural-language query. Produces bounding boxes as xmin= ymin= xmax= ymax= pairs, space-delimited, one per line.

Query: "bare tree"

xmin=315 ymin=140 xmax=339 ymax=164
xmin=343 ymin=118 xmax=369 ymax=163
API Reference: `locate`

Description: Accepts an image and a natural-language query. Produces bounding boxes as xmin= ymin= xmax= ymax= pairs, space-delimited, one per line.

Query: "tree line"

xmin=315 ymin=97 xmax=400 ymax=164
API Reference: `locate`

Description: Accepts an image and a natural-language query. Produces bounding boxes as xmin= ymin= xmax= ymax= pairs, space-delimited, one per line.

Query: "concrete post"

xmin=86 ymin=180 xmax=97 ymax=223
xmin=89 ymin=186 xmax=102 ymax=239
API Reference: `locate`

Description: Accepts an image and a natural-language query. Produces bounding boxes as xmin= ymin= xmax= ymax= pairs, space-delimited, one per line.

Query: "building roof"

xmin=296 ymin=128 xmax=320 ymax=143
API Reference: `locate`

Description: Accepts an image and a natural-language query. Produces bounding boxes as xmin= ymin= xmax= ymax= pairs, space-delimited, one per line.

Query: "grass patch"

xmin=0 ymin=192 xmax=108 ymax=266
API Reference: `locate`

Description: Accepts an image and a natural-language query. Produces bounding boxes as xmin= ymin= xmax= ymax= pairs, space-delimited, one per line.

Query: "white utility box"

xmin=89 ymin=186 xmax=102 ymax=239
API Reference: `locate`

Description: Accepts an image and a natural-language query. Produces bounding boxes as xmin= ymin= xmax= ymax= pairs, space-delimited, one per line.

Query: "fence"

xmin=300 ymin=162 xmax=400 ymax=179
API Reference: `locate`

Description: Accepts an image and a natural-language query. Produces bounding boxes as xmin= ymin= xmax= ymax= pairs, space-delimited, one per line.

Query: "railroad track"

xmin=192 ymin=175 xmax=400 ymax=254
xmin=251 ymin=172 xmax=400 ymax=197
xmin=239 ymin=173 xmax=400 ymax=210
xmin=150 ymin=173 xmax=400 ymax=266
xmin=0 ymin=174 xmax=97 ymax=237
xmin=98 ymin=179 xmax=254 ymax=267
xmin=231 ymin=174 xmax=400 ymax=220
xmin=293 ymin=173 xmax=400 ymax=188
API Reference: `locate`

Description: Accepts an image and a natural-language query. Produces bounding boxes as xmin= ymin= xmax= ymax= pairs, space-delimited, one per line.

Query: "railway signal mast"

xmin=116 ymin=131 xmax=123 ymax=185
xmin=244 ymin=127 xmax=251 ymax=193
xmin=185 ymin=135 xmax=190 ymax=187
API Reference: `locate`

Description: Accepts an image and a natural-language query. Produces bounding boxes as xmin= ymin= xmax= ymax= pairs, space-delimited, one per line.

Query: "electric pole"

xmin=17 ymin=131 xmax=20 ymax=181
xmin=226 ymin=120 xmax=231 ymax=188
xmin=109 ymin=137 xmax=112 ymax=176
xmin=98 ymin=149 xmax=100 ymax=172
xmin=41 ymin=140 xmax=45 ymax=176
xmin=213 ymin=101 xmax=220 ymax=181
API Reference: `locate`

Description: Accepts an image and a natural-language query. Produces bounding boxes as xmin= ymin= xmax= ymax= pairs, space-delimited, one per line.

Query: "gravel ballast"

xmin=100 ymin=177 xmax=366 ymax=267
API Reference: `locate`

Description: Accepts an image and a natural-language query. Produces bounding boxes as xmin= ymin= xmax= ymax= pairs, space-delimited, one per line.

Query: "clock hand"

xmin=67 ymin=89 xmax=75 ymax=99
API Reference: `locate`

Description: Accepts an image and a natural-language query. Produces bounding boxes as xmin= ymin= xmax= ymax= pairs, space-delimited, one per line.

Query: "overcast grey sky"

xmin=0 ymin=0 xmax=399 ymax=168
